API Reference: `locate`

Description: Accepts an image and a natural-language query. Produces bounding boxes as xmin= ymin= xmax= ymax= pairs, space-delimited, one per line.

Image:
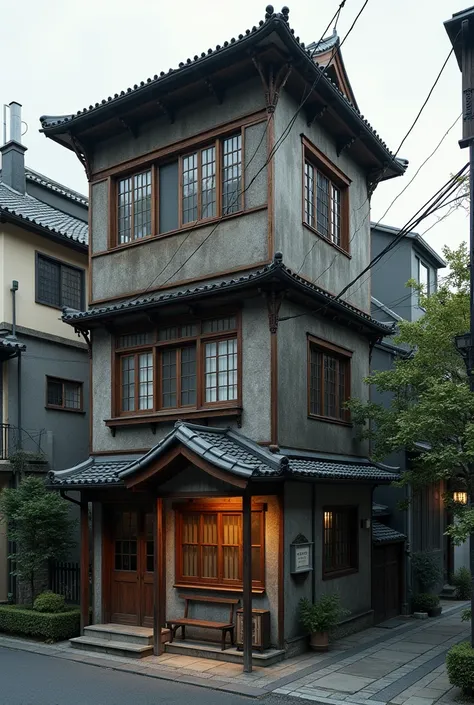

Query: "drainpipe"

xmin=9 ymin=281 xmax=22 ymax=452
xmin=311 ymin=483 xmax=316 ymax=604
xmin=10 ymin=281 xmax=18 ymax=339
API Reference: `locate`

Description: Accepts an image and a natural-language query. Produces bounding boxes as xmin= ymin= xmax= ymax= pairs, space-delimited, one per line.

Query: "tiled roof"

xmin=0 ymin=337 xmax=26 ymax=353
xmin=39 ymin=8 xmax=404 ymax=174
xmin=50 ymin=421 xmax=398 ymax=487
xmin=25 ymin=168 xmax=88 ymax=206
xmin=306 ymin=29 xmax=339 ymax=55
xmin=372 ymin=520 xmax=406 ymax=544
xmin=62 ymin=254 xmax=392 ymax=337
xmin=0 ymin=181 xmax=88 ymax=246
xmin=372 ymin=502 xmax=390 ymax=517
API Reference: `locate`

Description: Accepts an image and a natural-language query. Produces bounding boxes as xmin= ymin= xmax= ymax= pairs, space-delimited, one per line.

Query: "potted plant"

xmin=412 ymin=593 xmax=442 ymax=617
xmin=299 ymin=594 xmax=350 ymax=651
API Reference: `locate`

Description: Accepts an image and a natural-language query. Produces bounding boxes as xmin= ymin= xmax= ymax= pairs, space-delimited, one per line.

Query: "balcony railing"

xmin=0 ymin=423 xmax=48 ymax=462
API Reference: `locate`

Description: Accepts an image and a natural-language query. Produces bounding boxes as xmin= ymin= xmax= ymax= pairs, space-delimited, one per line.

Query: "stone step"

xmin=70 ymin=636 xmax=153 ymax=659
xmin=165 ymin=640 xmax=285 ymax=667
xmin=84 ymin=623 xmax=154 ymax=646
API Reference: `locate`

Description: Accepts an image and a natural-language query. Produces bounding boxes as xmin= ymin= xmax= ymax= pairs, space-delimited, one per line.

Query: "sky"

xmin=0 ymin=0 xmax=469 ymax=277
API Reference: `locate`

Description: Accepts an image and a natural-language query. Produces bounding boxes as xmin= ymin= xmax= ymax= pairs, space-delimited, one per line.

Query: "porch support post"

xmin=80 ymin=496 xmax=89 ymax=634
xmin=153 ymin=497 xmax=165 ymax=656
xmin=242 ymin=487 xmax=252 ymax=673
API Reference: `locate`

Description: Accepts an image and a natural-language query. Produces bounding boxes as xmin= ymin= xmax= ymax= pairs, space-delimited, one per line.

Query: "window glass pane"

xmin=182 ymin=513 xmax=199 ymax=577
xmin=316 ymin=172 xmax=330 ymax=237
xmin=205 ymin=337 xmax=238 ymax=403
xmin=205 ymin=341 xmax=217 ymax=402
xmin=331 ymin=185 xmax=341 ymax=247
xmin=47 ymin=379 xmax=63 ymax=407
xmin=146 ymin=514 xmax=154 ymax=572
xmin=133 ymin=170 xmax=152 ymax=239
xmin=182 ymin=153 xmax=198 ymax=224
xmin=114 ymin=512 xmax=138 ymax=572
xmin=117 ymin=332 xmax=153 ymax=348
xmin=418 ymin=260 xmax=430 ymax=299
xmin=223 ymin=514 xmax=241 ymax=544
xmin=338 ymin=362 xmax=346 ymax=420
xmin=38 ymin=256 xmax=60 ymax=307
xmin=118 ymin=176 xmax=132 ymax=244
xmin=121 ymin=355 xmax=135 ymax=412
xmin=323 ymin=355 xmax=337 ymax=418
xmin=223 ymin=546 xmax=240 ymax=580
xmin=201 ymin=146 xmax=216 ymax=219
xmin=304 ymin=161 xmax=315 ymax=228
xmin=202 ymin=316 xmax=237 ymax=333
xmin=161 ymin=349 xmax=177 ymax=408
xmin=181 ymin=345 xmax=196 ymax=406
xmin=222 ymin=134 xmax=242 ymax=215
xmin=61 ymin=266 xmax=83 ymax=309
xmin=158 ymin=326 xmax=179 ymax=342
xmin=138 ymin=352 xmax=153 ymax=410
xmin=310 ymin=347 xmax=322 ymax=415
xmin=158 ymin=324 xmax=198 ymax=342
xmin=159 ymin=160 xmax=179 ymax=233
xmin=323 ymin=508 xmax=356 ymax=574
xmin=64 ymin=382 xmax=81 ymax=410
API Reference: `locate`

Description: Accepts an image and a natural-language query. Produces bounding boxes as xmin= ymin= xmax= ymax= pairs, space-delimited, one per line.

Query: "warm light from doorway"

xmin=324 ymin=511 xmax=332 ymax=529
xmin=453 ymin=491 xmax=468 ymax=505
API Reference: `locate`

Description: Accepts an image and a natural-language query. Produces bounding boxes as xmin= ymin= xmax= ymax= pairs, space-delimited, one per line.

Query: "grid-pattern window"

xmin=145 ymin=513 xmax=154 ymax=573
xmin=323 ymin=507 xmax=358 ymax=577
xmin=116 ymin=316 xmax=239 ymax=415
xmin=176 ymin=507 xmax=264 ymax=588
xmin=46 ymin=377 xmax=83 ymax=412
xmin=201 ymin=146 xmax=217 ymax=219
xmin=182 ymin=153 xmax=198 ymax=224
xmin=117 ymin=170 xmax=152 ymax=244
xmin=37 ymin=255 xmax=84 ymax=310
xmin=205 ymin=338 xmax=238 ymax=403
xmin=309 ymin=341 xmax=350 ymax=422
xmin=114 ymin=511 xmax=138 ymax=571
xmin=222 ymin=134 xmax=242 ymax=214
xmin=304 ymin=162 xmax=315 ymax=228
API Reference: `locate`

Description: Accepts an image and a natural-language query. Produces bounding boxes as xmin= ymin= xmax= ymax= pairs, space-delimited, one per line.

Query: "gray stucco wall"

xmin=284 ymin=481 xmax=373 ymax=644
xmin=91 ymin=298 xmax=271 ymax=453
xmin=277 ymin=299 xmax=370 ymax=456
xmin=273 ymin=92 xmax=371 ymax=313
xmin=6 ymin=335 xmax=89 ymax=472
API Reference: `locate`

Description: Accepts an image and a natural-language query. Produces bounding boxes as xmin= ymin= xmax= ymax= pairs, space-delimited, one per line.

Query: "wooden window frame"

xmin=118 ymin=350 xmax=154 ymax=415
xmin=35 ymin=252 xmax=85 ymax=311
xmin=174 ymin=503 xmax=265 ymax=591
xmin=307 ymin=335 xmax=352 ymax=425
xmin=45 ymin=376 xmax=84 ymax=413
xmin=301 ymin=136 xmax=350 ymax=255
xmin=114 ymin=312 xmax=242 ymax=418
xmin=116 ymin=169 xmax=154 ymax=245
xmin=322 ymin=505 xmax=358 ymax=579
xmin=111 ymin=129 xmax=244 ymax=249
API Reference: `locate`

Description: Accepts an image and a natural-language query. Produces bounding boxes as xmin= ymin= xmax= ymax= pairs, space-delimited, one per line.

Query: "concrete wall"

xmin=284 ymin=481 xmax=373 ymax=645
xmin=5 ymin=335 xmax=89 ymax=471
xmin=273 ymin=91 xmax=371 ymax=313
xmin=0 ymin=225 xmax=88 ymax=343
xmin=277 ymin=298 xmax=370 ymax=455
xmin=91 ymin=297 xmax=271 ymax=452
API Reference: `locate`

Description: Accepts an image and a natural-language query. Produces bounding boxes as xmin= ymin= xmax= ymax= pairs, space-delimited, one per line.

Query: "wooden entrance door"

xmin=110 ymin=510 xmax=154 ymax=627
xmin=372 ymin=543 xmax=403 ymax=624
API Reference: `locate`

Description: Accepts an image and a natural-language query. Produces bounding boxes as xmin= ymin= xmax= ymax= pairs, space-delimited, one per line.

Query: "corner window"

xmin=46 ymin=377 xmax=83 ymax=412
xmin=417 ymin=258 xmax=431 ymax=300
xmin=115 ymin=315 xmax=239 ymax=416
xmin=302 ymin=137 xmax=349 ymax=252
xmin=323 ymin=506 xmax=358 ymax=578
xmin=36 ymin=254 xmax=84 ymax=310
xmin=308 ymin=336 xmax=351 ymax=423
xmin=175 ymin=504 xmax=265 ymax=589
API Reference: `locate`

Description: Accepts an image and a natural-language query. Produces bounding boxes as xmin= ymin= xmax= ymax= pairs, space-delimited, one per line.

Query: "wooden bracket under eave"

xmin=306 ymin=103 xmax=327 ymax=127
xmin=69 ymin=133 xmax=92 ymax=181
xmin=75 ymin=327 xmax=92 ymax=358
xmin=204 ymin=76 xmax=225 ymax=105
xmin=157 ymin=100 xmax=175 ymax=124
xmin=251 ymin=58 xmax=292 ymax=114
xmin=336 ymin=135 xmax=357 ymax=157
xmin=118 ymin=116 xmax=139 ymax=139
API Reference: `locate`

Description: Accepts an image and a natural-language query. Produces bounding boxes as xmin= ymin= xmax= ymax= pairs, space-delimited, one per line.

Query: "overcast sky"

xmin=0 ymin=0 xmax=468 ymax=293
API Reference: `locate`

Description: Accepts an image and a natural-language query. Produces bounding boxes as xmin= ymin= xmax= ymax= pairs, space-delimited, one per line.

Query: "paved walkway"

xmin=0 ymin=601 xmax=469 ymax=701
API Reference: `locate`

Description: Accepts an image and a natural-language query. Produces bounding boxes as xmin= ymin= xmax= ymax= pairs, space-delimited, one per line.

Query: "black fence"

xmin=49 ymin=561 xmax=80 ymax=604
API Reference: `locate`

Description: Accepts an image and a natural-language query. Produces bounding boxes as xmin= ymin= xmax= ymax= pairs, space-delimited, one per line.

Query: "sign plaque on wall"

xmin=290 ymin=534 xmax=313 ymax=574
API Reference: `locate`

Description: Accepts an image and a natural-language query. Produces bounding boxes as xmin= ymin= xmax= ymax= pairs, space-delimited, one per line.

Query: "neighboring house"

xmin=0 ymin=102 xmax=89 ymax=603
xmin=42 ymin=9 xmax=405 ymax=664
xmin=370 ymin=221 xmax=447 ymax=607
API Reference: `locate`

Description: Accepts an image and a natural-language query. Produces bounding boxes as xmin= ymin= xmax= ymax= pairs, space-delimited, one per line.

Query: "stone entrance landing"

xmin=70 ymin=624 xmax=169 ymax=659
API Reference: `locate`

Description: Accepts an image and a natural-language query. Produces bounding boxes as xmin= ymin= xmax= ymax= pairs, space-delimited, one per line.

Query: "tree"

xmin=349 ymin=243 xmax=474 ymax=539
xmin=0 ymin=476 xmax=75 ymax=603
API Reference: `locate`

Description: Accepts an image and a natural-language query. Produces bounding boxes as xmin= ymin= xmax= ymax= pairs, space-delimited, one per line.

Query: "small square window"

xmin=46 ymin=377 xmax=83 ymax=412
xmin=36 ymin=254 xmax=84 ymax=310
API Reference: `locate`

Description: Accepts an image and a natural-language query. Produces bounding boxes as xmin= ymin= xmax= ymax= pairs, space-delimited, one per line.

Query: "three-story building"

xmin=42 ymin=7 xmax=406 ymax=665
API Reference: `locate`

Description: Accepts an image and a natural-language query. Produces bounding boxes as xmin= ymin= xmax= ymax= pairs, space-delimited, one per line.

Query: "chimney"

xmin=1 ymin=102 xmax=27 ymax=194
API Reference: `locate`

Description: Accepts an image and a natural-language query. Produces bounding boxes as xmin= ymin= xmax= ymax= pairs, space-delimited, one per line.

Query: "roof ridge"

xmin=25 ymin=168 xmax=88 ymax=206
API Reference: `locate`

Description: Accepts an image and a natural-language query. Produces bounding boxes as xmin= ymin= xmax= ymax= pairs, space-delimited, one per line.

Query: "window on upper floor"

xmin=323 ymin=506 xmax=358 ymax=578
xmin=46 ymin=376 xmax=83 ymax=412
xmin=417 ymin=257 xmax=431 ymax=302
xmin=302 ymin=137 xmax=350 ymax=253
xmin=114 ymin=133 xmax=243 ymax=247
xmin=115 ymin=315 xmax=239 ymax=416
xmin=36 ymin=253 xmax=85 ymax=310
xmin=308 ymin=335 xmax=352 ymax=424
xmin=175 ymin=503 xmax=265 ymax=589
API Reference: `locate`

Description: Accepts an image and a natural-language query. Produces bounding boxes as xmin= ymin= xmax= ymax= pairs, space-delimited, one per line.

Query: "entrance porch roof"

xmin=49 ymin=422 xmax=398 ymax=490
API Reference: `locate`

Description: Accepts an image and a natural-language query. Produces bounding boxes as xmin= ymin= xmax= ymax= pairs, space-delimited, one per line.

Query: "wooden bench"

xmin=166 ymin=595 xmax=239 ymax=650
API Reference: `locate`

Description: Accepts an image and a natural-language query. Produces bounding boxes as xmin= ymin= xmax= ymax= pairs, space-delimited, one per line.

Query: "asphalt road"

xmin=0 ymin=646 xmax=291 ymax=705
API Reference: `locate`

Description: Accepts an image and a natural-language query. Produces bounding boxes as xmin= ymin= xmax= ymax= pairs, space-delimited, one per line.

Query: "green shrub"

xmin=33 ymin=591 xmax=66 ymax=613
xmin=299 ymin=594 xmax=350 ymax=633
xmin=0 ymin=605 xmax=80 ymax=642
xmin=452 ymin=567 xmax=472 ymax=600
xmin=446 ymin=641 xmax=474 ymax=693
xmin=412 ymin=593 xmax=440 ymax=613
xmin=411 ymin=552 xmax=442 ymax=592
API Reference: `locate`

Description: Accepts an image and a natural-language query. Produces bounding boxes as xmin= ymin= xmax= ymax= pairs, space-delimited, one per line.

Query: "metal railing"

xmin=0 ymin=423 xmax=47 ymax=462
xmin=49 ymin=561 xmax=80 ymax=604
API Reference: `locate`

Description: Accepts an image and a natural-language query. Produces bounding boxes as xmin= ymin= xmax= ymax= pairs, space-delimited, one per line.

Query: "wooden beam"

xmin=278 ymin=490 xmax=285 ymax=650
xmin=80 ymin=497 xmax=90 ymax=634
xmin=153 ymin=497 xmax=165 ymax=655
xmin=242 ymin=489 xmax=252 ymax=673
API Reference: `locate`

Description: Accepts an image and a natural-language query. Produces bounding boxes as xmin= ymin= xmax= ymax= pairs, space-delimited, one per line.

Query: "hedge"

xmin=446 ymin=641 xmax=474 ymax=694
xmin=0 ymin=605 xmax=80 ymax=642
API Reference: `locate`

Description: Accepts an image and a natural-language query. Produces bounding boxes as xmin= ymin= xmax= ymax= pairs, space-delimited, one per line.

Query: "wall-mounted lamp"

xmin=453 ymin=491 xmax=468 ymax=505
